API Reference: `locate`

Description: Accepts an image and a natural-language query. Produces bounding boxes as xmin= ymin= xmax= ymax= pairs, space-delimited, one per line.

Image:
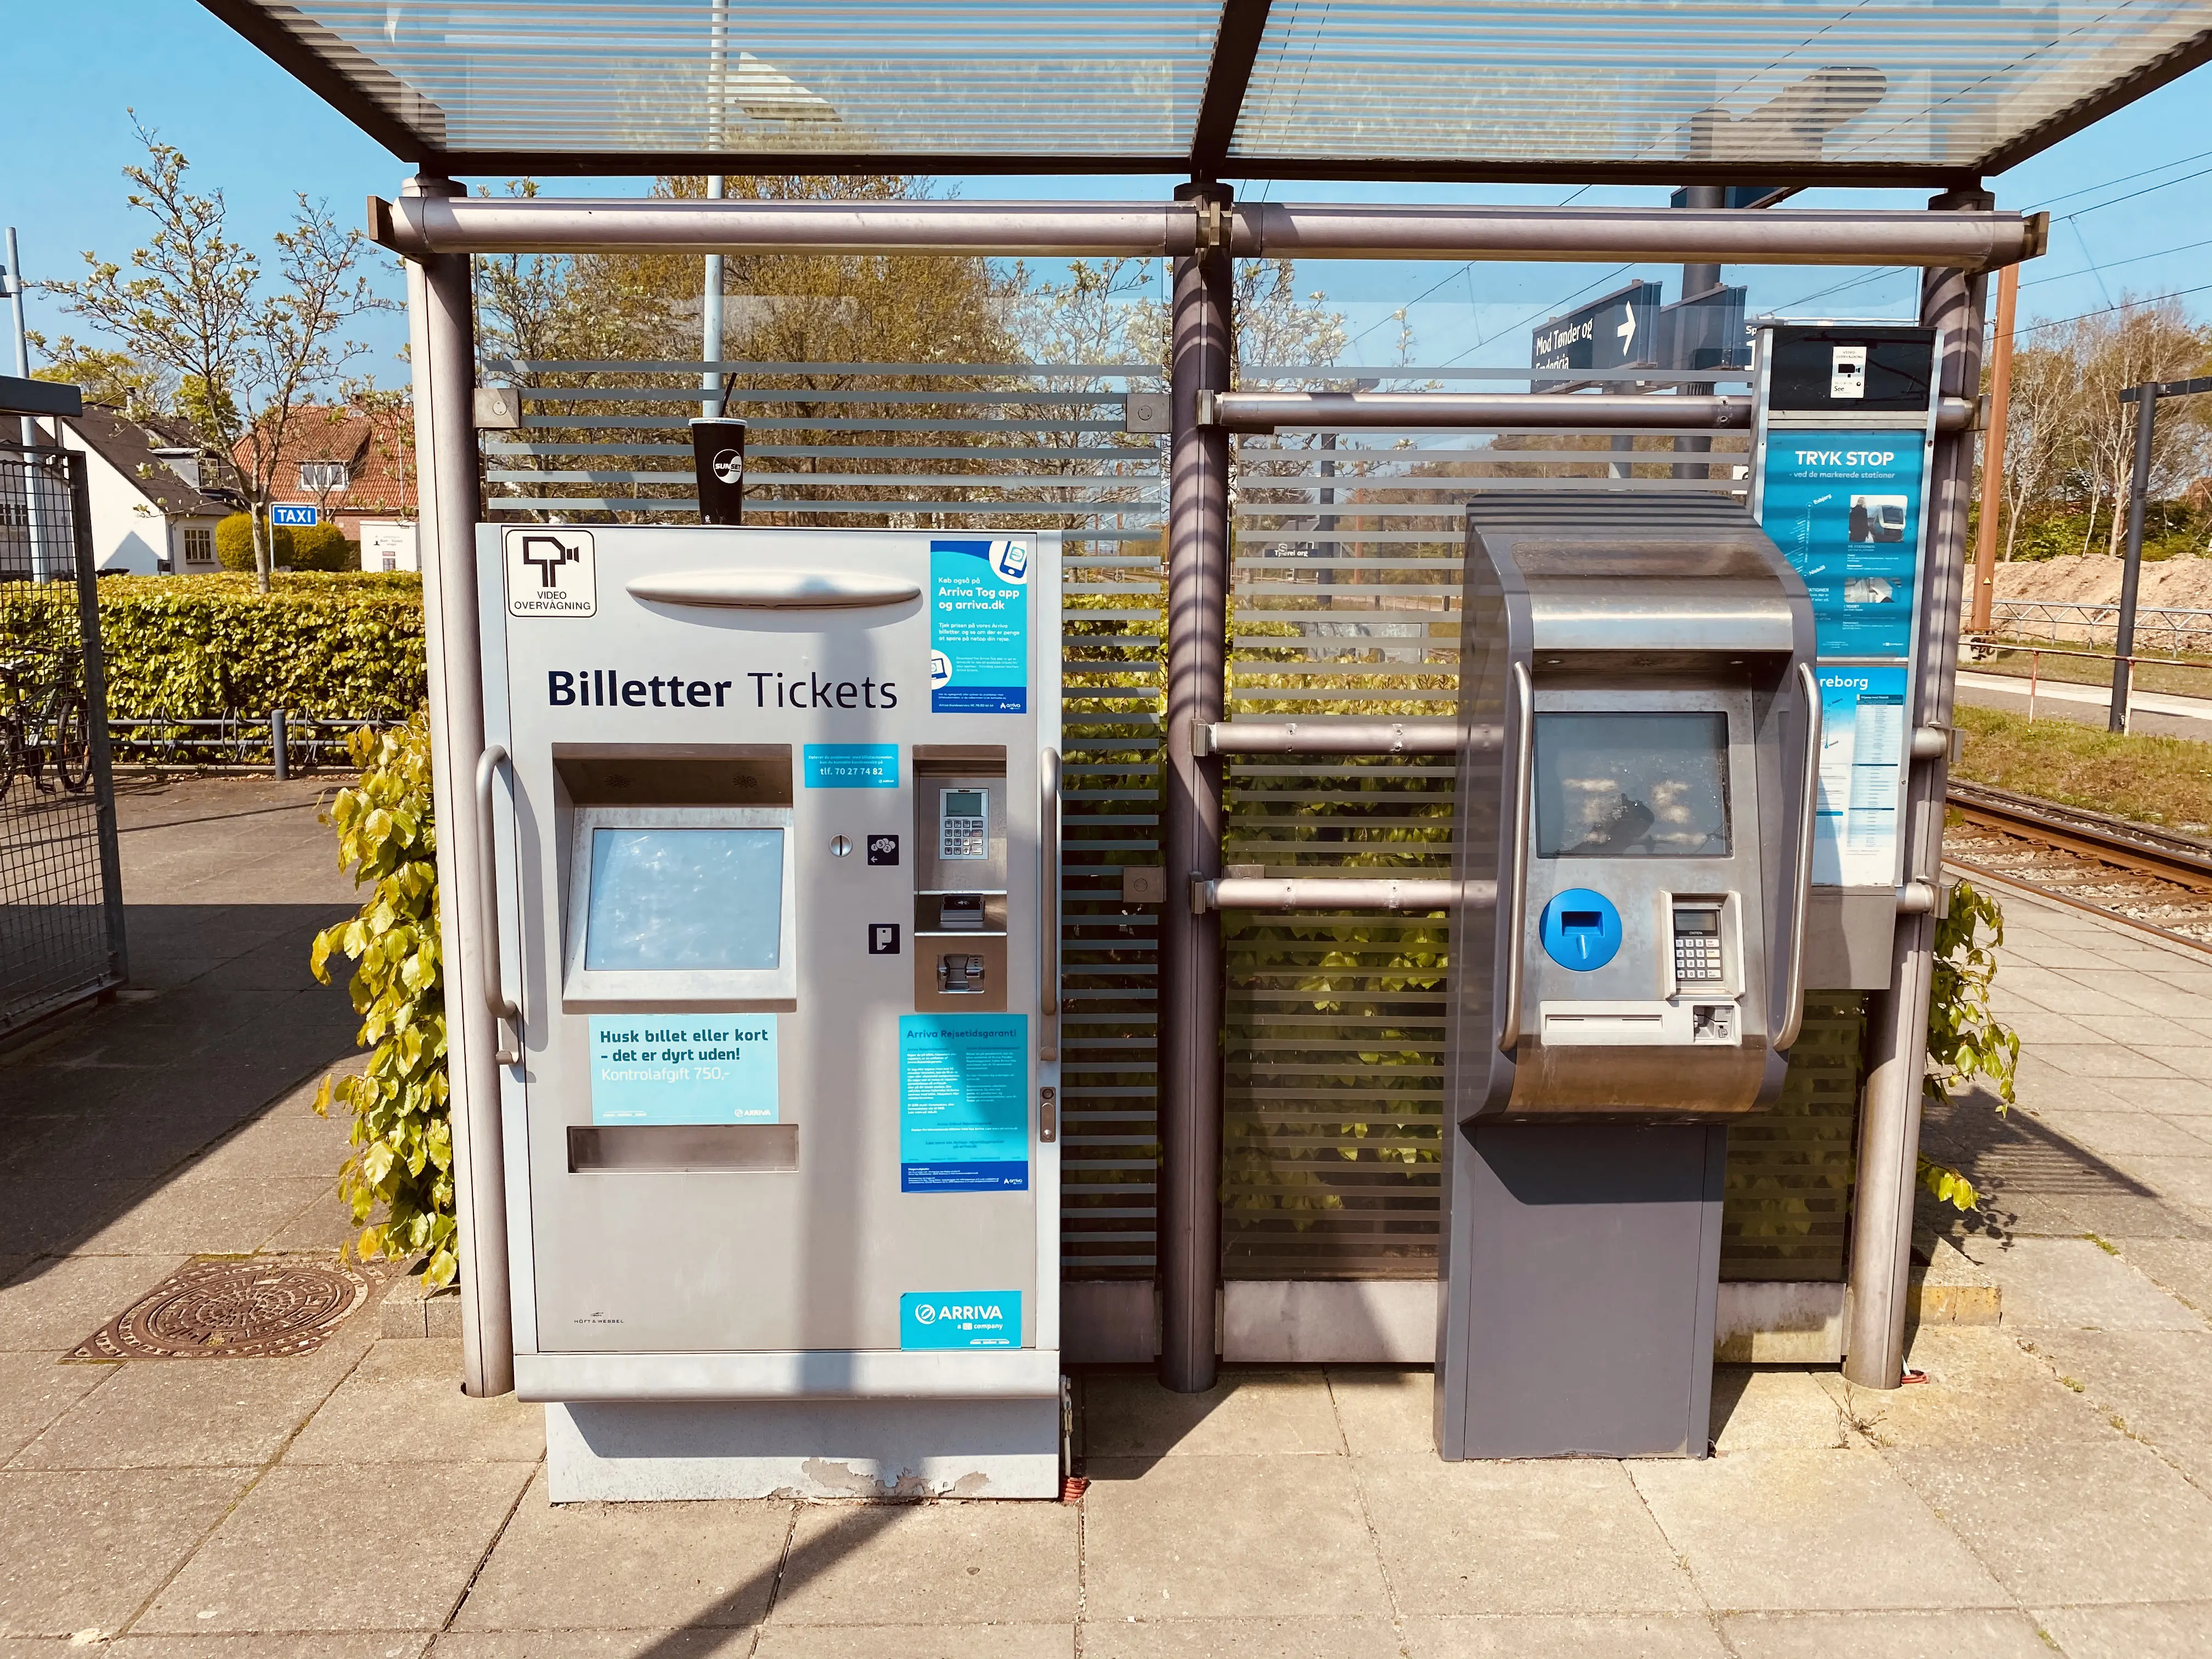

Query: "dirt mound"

xmin=1991 ymin=555 xmax=2212 ymax=611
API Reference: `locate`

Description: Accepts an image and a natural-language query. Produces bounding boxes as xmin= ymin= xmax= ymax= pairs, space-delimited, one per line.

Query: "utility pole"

xmin=2111 ymin=375 xmax=2212 ymax=731
xmin=4 ymin=227 xmax=35 ymax=448
xmin=1969 ymin=261 xmax=2019 ymax=633
xmin=1674 ymin=186 xmax=1724 ymax=479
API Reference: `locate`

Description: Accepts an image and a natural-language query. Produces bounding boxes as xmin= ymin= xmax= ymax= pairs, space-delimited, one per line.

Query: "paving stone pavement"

xmin=5 ymin=787 xmax=2212 ymax=1655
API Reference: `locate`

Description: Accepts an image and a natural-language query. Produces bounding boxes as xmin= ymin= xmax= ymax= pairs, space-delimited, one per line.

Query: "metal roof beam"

xmin=1190 ymin=0 xmax=1273 ymax=179
xmin=368 ymin=194 xmax=2047 ymax=273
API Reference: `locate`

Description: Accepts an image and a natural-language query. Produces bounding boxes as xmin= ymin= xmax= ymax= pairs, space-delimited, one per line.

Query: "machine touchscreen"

xmin=584 ymin=827 xmax=785 ymax=971
xmin=1534 ymin=712 xmax=1731 ymax=858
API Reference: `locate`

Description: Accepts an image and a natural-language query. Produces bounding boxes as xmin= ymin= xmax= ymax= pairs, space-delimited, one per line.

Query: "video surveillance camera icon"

xmin=519 ymin=534 xmax=577 ymax=588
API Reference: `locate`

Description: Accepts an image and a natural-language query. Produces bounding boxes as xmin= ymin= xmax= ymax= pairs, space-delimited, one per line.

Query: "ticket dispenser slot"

xmin=913 ymin=748 xmax=1008 ymax=1013
xmin=1439 ymin=493 xmax=1817 ymax=1463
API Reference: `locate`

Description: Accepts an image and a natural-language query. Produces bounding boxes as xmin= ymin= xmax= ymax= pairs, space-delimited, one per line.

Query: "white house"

xmin=40 ymin=408 xmax=232 ymax=575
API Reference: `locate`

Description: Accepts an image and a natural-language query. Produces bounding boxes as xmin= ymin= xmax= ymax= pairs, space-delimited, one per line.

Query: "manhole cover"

xmin=69 ymin=1256 xmax=385 ymax=1361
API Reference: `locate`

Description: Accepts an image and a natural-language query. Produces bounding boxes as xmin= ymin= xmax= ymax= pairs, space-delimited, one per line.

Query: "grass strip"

xmin=1953 ymin=704 xmax=2212 ymax=835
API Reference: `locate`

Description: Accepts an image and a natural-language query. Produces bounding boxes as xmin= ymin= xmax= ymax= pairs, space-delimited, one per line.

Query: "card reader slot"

xmin=567 ymin=1125 xmax=798 ymax=1173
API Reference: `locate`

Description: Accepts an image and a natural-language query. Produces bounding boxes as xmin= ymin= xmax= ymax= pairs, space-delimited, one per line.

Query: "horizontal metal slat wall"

xmin=1222 ymin=369 xmax=1861 ymax=1284
xmin=484 ymin=358 xmax=1166 ymax=1279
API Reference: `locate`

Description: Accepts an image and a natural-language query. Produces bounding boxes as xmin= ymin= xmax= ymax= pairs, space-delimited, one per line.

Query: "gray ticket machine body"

xmin=478 ymin=524 xmax=1062 ymax=1500
xmin=1438 ymin=494 xmax=1818 ymax=1459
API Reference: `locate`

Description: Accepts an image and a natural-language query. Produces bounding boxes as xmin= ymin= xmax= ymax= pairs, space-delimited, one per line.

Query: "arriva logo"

xmin=920 ymin=1301 xmax=1003 ymax=1321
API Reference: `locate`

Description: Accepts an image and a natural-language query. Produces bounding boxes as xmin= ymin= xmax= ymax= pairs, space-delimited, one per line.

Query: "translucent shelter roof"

xmin=204 ymin=0 xmax=2212 ymax=184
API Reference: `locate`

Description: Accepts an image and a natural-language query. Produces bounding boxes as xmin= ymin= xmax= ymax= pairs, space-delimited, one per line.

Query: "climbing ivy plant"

xmin=310 ymin=712 xmax=457 ymax=1288
xmin=1918 ymin=878 xmax=2021 ymax=1211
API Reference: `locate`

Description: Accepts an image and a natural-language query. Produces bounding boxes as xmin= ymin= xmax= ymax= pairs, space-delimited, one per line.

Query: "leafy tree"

xmin=26 ymin=331 xmax=175 ymax=420
xmin=45 ymin=121 xmax=389 ymax=591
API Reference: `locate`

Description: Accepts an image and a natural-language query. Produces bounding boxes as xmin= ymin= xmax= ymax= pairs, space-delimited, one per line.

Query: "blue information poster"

xmin=589 ymin=1015 xmax=779 ymax=1125
xmin=899 ymin=1290 xmax=1020 ymax=1349
xmin=1759 ymin=431 xmax=1926 ymax=661
xmin=899 ymin=1014 xmax=1029 ymax=1191
xmin=1813 ymin=667 xmax=1909 ymax=888
xmin=929 ymin=539 xmax=1030 ymax=714
xmin=804 ymin=743 xmax=899 ymax=788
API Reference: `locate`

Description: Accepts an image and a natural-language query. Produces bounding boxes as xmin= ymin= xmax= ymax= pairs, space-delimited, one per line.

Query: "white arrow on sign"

xmin=1616 ymin=309 xmax=1637 ymax=352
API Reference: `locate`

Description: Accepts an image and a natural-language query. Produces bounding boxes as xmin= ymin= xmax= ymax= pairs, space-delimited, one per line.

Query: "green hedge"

xmin=0 ymin=572 xmax=427 ymax=721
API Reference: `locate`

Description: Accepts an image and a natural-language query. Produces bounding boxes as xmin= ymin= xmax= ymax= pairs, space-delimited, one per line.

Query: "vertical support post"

xmin=271 ymin=709 xmax=290 ymax=781
xmin=1969 ymin=261 xmax=2018 ymax=633
xmin=2110 ymin=385 xmax=2156 ymax=733
xmin=1158 ymin=183 xmax=1232 ymax=1393
xmin=65 ymin=452 xmax=127 ymax=990
xmin=1844 ymin=190 xmax=1989 ymax=1390
xmin=1674 ymin=184 xmax=1724 ymax=481
xmin=702 ymin=176 xmax=725 ymax=417
xmin=404 ymin=175 xmax=515 ymax=1398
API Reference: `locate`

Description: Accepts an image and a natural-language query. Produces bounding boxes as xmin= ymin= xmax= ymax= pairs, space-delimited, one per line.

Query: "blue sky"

xmin=4 ymin=2 xmax=2208 ymax=383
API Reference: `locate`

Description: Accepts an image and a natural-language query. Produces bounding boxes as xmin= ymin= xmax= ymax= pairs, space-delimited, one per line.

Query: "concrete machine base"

xmin=544 ymin=1397 xmax=1064 ymax=1502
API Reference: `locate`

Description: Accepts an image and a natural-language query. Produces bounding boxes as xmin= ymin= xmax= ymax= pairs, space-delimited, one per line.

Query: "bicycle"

xmin=0 ymin=655 xmax=92 ymax=800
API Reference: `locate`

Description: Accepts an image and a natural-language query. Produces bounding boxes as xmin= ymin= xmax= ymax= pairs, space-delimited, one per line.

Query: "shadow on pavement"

xmin=0 ymin=899 xmax=358 ymax=1271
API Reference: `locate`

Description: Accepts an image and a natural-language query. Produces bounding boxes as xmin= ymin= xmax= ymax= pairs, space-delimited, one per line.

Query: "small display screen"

xmin=1536 ymin=712 xmax=1731 ymax=858
xmin=944 ymin=791 xmax=985 ymax=819
xmin=584 ymin=828 xmax=784 ymax=972
xmin=1674 ymin=908 xmax=1720 ymax=935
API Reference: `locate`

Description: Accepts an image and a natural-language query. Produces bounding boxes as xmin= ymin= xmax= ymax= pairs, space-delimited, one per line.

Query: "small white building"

xmin=44 ymin=408 xmax=232 ymax=575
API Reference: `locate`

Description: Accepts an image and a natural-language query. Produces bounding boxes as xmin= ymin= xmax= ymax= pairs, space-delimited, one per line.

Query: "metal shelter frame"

xmin=365 ymin=180 xmax=2025 ymax=1400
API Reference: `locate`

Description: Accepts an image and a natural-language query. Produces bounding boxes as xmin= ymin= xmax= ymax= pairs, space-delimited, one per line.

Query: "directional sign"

xmin=1531 ymin=281 xmax=1661 ymax=391
xmin=270 ymin=504 xmax=318 ymax=527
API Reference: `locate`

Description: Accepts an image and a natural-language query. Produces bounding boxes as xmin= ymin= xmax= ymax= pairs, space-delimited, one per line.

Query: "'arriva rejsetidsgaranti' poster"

xmin=898 ymin=1014 xmax=1029 ymax=1192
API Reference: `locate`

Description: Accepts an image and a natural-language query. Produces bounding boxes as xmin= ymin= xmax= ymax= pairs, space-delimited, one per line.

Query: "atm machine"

xmin=476 ymin=524 xmax=1062 ymax=1499
xmin=1438 ymin=494 xmax=1818 ymax=1459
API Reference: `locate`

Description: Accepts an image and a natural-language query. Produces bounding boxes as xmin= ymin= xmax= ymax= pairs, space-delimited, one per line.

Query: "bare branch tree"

xmin=44 ymin=122 xmax=390 ymax=590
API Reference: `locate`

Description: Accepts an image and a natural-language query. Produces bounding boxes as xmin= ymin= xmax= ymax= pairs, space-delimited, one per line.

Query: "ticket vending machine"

xmin=477 ymin=524 xmax=1062 ymax=1500
xmin=1438 ymin=494 xmax=1818 ymax=1459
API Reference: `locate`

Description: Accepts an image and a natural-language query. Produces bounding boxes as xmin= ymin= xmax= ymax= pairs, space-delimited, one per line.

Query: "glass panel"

xmin=274 ymin=1 xmax=1220 ymax=159
xmin=1235 ymin=0 xmax=2211 ymax=172
xmin=1536 ymin=712 xmax=1731 ymax=858
xmin=585 ymin=827 xmax=784 ymax=971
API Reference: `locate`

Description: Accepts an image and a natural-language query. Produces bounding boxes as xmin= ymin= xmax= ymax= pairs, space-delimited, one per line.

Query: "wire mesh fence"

xmin=0 ymin=444 xmax=127 ymax=1037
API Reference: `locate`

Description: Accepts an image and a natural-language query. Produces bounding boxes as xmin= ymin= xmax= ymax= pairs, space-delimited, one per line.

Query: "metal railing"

xmin=106 ymin=713 xmax=371 ymax=774
xmin=1981 ymin=597 xmax=2212 ymax=653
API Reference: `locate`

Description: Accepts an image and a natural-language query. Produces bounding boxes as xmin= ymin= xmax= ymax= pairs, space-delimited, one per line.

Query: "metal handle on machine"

xmin=1498 ymin=662 xmax=1535 ymax=1057
xmin=475 ymin=746 xmax=523 ymax=1066
xmin=1040 ymin=746 xmax=1061 ymax=1063
xmin=1776 ymin=663 xmax=1822 ymax=1052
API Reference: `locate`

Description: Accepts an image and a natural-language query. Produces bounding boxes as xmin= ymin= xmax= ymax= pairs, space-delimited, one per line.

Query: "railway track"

xmin=1944 ymin=780 xmax=2212 ymax=949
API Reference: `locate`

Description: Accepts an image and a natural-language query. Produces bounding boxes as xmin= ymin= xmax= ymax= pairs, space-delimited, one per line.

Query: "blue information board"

xmin=898 ymin=1014 xmax=1029 ymax=1191
xmin=929 ymin=539 xmax=1030 ymax=714
xmin=1758 ymin=430 xmax=1926 ymax=662
xmin=899 ymin=1290 xmax=1020 ymax=1348
xmin=588 ymin=1015 xmax=779 ymax=1125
